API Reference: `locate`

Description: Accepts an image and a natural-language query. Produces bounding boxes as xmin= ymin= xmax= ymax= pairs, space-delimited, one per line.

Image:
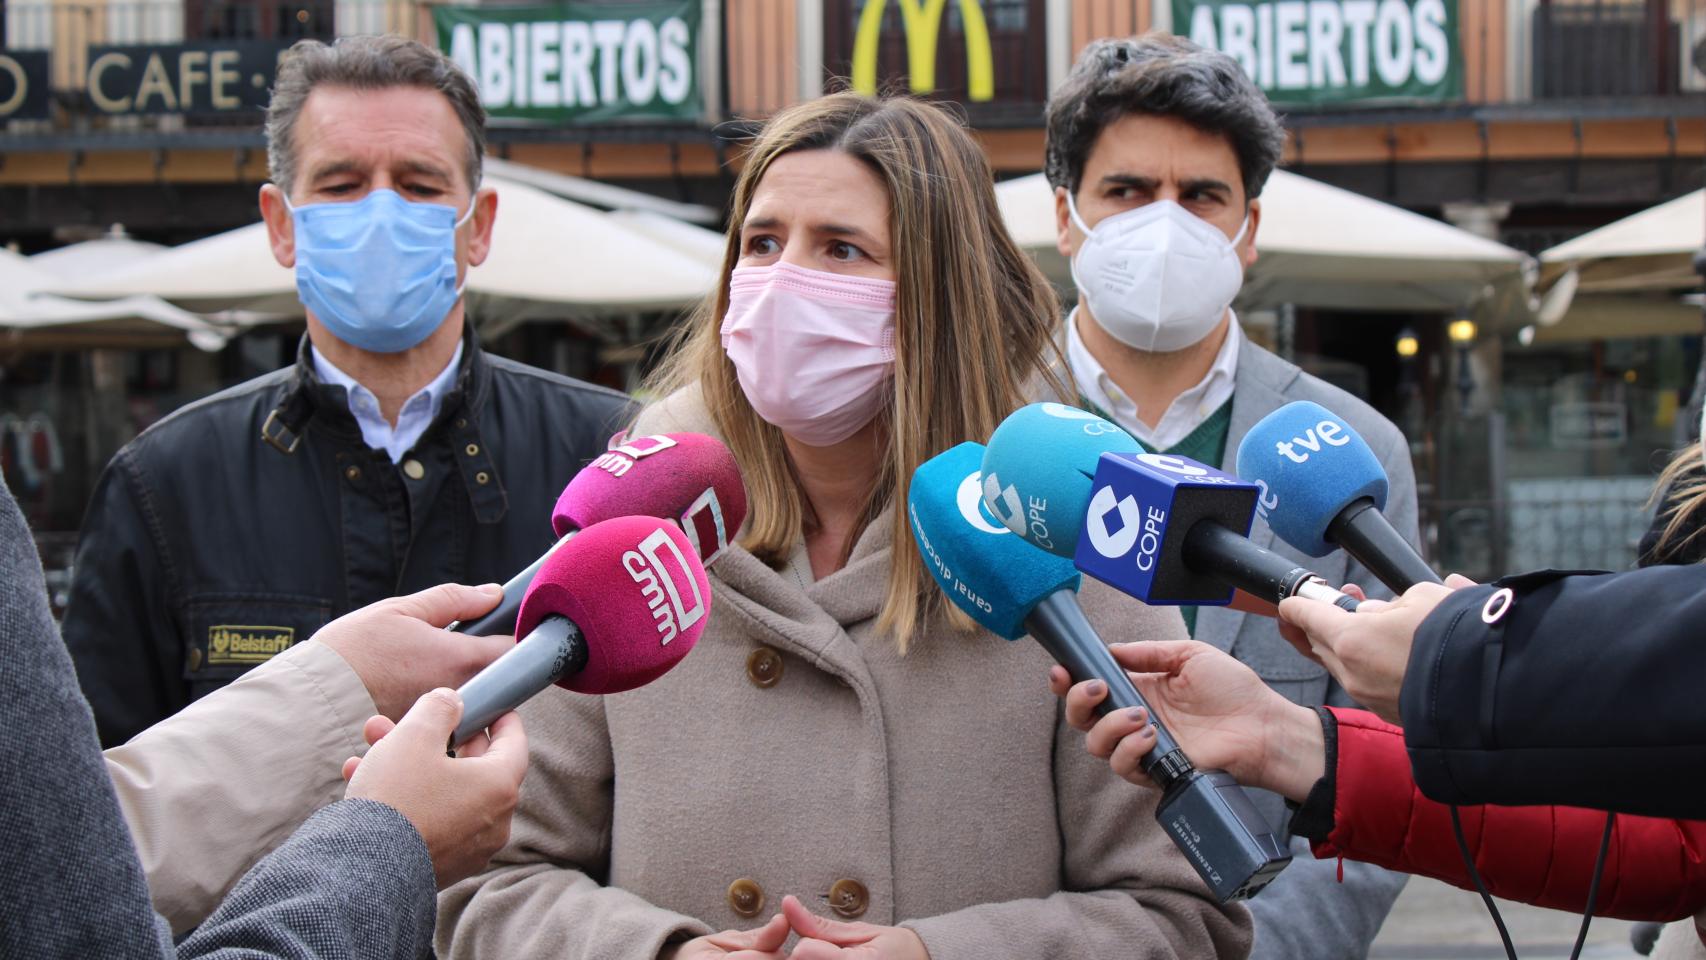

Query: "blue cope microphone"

xmin=908 ymin=441 xmax=1292 ymax=903
xmin=1234 ymin=401 xmax=1439 ymax=593
xmin=981 ymin=403 xmax=1360 ymax=609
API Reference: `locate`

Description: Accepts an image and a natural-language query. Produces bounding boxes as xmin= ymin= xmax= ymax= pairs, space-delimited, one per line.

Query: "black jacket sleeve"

xmin=61 ymin=447 xmax=186 ymax=747
xmin=0 ymin=477 xmax=437 ymax=959
xmin=1400 ymin=566 xmax=1706 ymax=820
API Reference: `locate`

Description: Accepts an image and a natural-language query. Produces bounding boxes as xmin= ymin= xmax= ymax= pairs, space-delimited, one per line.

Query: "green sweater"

xmin=1080 ymin=397 xmax=1235 ymax=636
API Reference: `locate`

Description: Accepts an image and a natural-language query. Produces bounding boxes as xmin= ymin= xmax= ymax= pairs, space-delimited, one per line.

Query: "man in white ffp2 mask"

xmin=1042 ymin=33 xmax=1423 ymax=960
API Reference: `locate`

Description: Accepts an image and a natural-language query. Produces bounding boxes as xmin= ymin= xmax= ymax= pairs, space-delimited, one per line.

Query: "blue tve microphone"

xmin=908 ymin=441 xmax=1291 ymax=903
xmin=982 ymin=404 xmax=1360 ymax=610
xmin=1234 ymin=401 xmax=1439 ymax=593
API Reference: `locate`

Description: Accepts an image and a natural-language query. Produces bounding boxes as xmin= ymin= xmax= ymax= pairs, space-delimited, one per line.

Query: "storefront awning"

xmin=1540 ymin=189 xmax=1705 ymax=295
xmin=48 ymin=178 xmax=719 ymax=327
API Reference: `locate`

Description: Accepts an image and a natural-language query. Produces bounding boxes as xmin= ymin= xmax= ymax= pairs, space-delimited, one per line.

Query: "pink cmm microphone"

xmin=450 ymin=431 xmax=747 ymax=636
xmin=451 ymin=514 xmax=713 ymax=747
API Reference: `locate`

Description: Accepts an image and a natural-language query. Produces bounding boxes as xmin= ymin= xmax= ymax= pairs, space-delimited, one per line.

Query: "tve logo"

xmin=622 ymin=528 xmax=706 ymax=646
xmin=1273 ymin=419 xmax=1350 ymax=464
xmin=591 ymin=433 xmax=678 ymax=477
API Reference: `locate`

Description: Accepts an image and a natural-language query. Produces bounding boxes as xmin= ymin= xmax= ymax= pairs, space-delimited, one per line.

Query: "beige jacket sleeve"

xmin=103 ymin=640 xmax=374 ymax=934
xmin=435 ymin=691 xmax=711 ymax=959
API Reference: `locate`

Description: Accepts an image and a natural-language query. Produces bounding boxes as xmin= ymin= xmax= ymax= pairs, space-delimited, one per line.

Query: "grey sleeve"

xmin=1239 ymin=422 xmax=1421 ymax=959
xmin=1245 ymin=821 xmax=1408 ymax=960
xmin=0 ymin=477 xmax=436 ymax=960
xmin=176 ymin=799 xmax=436 ymax=959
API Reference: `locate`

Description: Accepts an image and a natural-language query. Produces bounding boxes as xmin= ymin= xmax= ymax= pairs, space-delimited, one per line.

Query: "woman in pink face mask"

xmin=438 ymin=94 xmax=1249 ymax=960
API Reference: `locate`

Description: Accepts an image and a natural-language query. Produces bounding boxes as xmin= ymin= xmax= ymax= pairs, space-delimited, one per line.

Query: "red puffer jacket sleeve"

xmin=1313 ymin=707 xmax=1706 ymax=922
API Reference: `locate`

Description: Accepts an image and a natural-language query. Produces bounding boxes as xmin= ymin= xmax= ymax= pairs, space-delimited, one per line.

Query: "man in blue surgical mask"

xmin=1043 ymin=34 xmax=1420 ymax=960
xmin=62 ymin=36 xmax=632 ymax=748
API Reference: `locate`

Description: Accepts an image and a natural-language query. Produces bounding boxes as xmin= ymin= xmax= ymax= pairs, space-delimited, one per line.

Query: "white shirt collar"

xmin=311 ymin=341 xmax=464 ymax=464
xmin=1067 ymin=307 xmax=1241 ymax=453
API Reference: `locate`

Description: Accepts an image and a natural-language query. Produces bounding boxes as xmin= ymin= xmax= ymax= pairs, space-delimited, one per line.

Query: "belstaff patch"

xmin=206 ymin=625 xmax=296 ymax=665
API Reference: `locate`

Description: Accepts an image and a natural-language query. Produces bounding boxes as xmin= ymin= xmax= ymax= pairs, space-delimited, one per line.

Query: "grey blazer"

xmin=0 ymin=476 xmax=438 ymax=960
xmin=1199 ymin=341 xmax=1418 ymax=960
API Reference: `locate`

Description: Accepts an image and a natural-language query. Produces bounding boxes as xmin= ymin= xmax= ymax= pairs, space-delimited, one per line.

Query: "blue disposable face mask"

xmin=285 ymin=188 xmax=475 ymax=354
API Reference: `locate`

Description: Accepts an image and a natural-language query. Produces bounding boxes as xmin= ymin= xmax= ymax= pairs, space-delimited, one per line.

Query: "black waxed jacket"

xmin=1401 ymin=563 xmax=1706 ymax=820
xmin=63 ymin=329 xmax=632 ymax=747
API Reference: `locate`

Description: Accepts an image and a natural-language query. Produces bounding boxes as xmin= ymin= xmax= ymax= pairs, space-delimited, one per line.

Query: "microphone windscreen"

xmin=554 ymin=432 xmax=748 ymax=564
xmin=980 ymin=403 xmax=1141 ymax=558
xmin=518 ymin=515 xmax=709 ymax=695
xmin=1234 ymin=401 xmax=1388 ymax=557
xmin=908 ymin=442 xmax=1081 ymax=640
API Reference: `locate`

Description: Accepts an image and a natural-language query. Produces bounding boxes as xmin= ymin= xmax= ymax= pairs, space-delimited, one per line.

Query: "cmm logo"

xmin=851 ymin=0 xmax=994 ymax=102
xmin=623 ymin=528 xmax=706 ymax=646
xmin=591 ymin=433 xmax=678 ymax=478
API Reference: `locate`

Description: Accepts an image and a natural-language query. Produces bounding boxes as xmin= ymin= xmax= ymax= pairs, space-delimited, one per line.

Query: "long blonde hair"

xmin=640 ymin=93 xmax=1066 ymax=650
xmin=1646 ymin=443 xmax=1706 ymax=562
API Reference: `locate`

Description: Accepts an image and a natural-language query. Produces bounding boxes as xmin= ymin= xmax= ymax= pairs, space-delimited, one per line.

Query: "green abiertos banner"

xmin=1174 ymin=0 xmax=1461 ymax=104
xmin=436 ymin=2 xmax=700 ymax=123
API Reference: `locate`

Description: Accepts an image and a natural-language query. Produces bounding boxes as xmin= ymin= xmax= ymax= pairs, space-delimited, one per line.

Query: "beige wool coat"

xmin=436 ymin=389 xmax=1253 ymax=960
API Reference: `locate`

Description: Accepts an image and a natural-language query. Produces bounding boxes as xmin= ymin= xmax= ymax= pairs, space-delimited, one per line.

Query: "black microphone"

xmin=1234 ymin=402 xmax=1440 ymax=593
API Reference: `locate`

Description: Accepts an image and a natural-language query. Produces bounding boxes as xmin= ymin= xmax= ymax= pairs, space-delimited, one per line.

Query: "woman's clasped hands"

xmin=664 ymin=895 xmax=929 ymax=960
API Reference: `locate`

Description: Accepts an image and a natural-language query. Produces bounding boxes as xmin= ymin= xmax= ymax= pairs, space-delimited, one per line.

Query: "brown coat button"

xmin=727 ymin=877 xmax=764 ymax=918
xmin=745 ymin=647 xmax=783 ymax=688
xmin=828 ymin=878 xmax=868 ymax=919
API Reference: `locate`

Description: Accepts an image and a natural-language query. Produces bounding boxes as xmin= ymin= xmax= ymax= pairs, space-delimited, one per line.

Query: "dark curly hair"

xmin=1044 ymin=33 xmax=1285 ymax=203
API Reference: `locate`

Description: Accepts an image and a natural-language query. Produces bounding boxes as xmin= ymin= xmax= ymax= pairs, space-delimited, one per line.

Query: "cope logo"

xmin=591 ymin=433 xmax=678 ymax=477
xmin=622 ymin=528 xmax=706 ymax=646
xmin=982 ymin=470 xmax=1053 ymax=550
xmin=1039 ymin=402 xmax=1124 ymax=437
xmin=1085 ymin=485 xmax=1168 ymax=572
xmin=956 ymin=470 xmax=1010 ymax=536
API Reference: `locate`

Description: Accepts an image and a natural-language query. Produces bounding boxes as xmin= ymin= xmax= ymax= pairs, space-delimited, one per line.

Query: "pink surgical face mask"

xmin=720 ymin=262 xmax=897 ymax=447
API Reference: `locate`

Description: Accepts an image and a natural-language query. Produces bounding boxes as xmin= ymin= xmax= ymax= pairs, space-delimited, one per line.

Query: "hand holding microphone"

xmin=1048 ymin=640 xmax=1328 ymax=805
xmin=450 ymin=514 xmax=712 ymax=748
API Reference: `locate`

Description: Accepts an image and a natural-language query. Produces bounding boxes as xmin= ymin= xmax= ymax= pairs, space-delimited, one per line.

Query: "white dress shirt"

xmin=311 ymin=341 xmax=464 ymax=464
xmin=1066 ymin=307 xmax=1241 ymax=452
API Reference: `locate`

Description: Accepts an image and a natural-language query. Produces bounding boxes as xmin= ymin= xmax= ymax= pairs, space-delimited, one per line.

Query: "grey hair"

xmin=265 ymin=35 xmax=486 ymax=195
xmin=1044 ymin=33 xmax=1285 ymax=203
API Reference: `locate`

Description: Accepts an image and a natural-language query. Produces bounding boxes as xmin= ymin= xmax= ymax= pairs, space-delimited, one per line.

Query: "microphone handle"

xmin=1183 ymin=521 xmax=1360 ymax=611
xmin=1326 ymin=498 xmax=1441 ymax=594
xmin=1024 ymin=590 xmax=1194 ymax=790
xmin=450 ymin=614 xmax=587 ymax=748
xmin=449 ymin=530 xmax=578 ymax=635
xmin=1027 ymin=589 xmax=1294 ymax=903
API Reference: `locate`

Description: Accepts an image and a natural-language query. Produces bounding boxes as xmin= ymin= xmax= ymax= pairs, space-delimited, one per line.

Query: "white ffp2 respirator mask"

xmin=1068 ymin=195 xmax=1248 ymax=353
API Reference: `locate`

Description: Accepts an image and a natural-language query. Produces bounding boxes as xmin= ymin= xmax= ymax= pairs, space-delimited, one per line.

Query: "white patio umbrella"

xmin=996 ymin=170 xmax=1535 ymax=313
xmin=52 ymin=178 xmax=720 ymax=323
xmin=28 ymin=226 xmax=166 ymax=281
xmin=1539 ymin=189 xmax=1704 ymax=294
xmin=0 ymin=250 xmax=227 ymax=350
